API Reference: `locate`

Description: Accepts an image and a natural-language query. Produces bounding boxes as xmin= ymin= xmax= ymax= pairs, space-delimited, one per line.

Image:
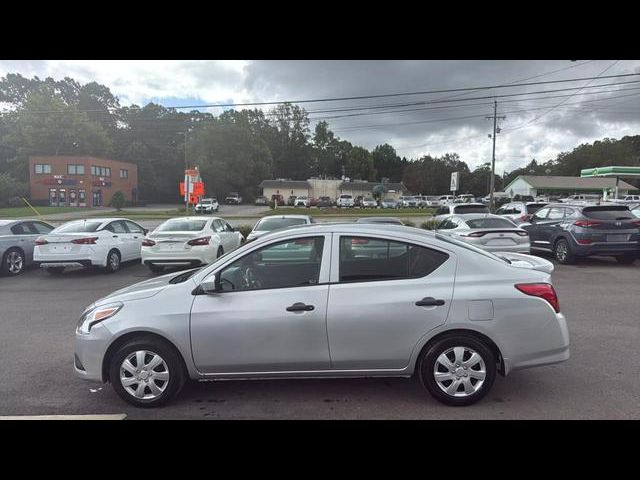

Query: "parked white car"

xmin=433 ymin=203 xmax=490 ymax=222
xmin=194 ymin=198 xmax=219 ymax=214
xmin=438 ymin=195 xmax=456 ymax=205
xmin=436 ymin=214 xmax=530 ymax=253
xmin=614 ymin=195 xmax=640 ymax=204
xmin=361 ymin=197 xmax=377 ymax=208
xmin=34 ymin=218 xmax=147 ymax=274
xmin=141 ymin=217 xmax=244 ymax=273
xmin=294 ymin=196 xmax=310 ymax=207
xmin=337 ymin=194 xmax=355 ymax=208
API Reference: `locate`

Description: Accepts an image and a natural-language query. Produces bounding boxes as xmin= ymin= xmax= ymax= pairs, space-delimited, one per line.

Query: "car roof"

xmin=451 ymin=203 xmax=487 ymax=208
xmin=259 ymin=214 xmax=311 ymax=220
xmin=355 ymin=217 xmax=403 ymax=224
xmin=162 ymin=216 xmax=216 ymax=221
xmin=453 ymin=213 xmax=511 ymax=221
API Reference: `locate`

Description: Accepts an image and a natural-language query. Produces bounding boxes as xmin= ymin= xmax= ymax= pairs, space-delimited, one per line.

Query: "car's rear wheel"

xmin=105 ymin=249 xmax=121 ymax=273
xmin=1 ymin=248 xmax=25 ymax=276
xmin=46 ymin=266 xmax=65 ymax=275
xmin=554 ymin=238 xmax=576 ymax=264
xmin=616 ymin=254 xmax=636 ymax=265
xmin=109 ymin=337 xmax=186 ymax=408
xmin=419 ymin=335 xmax=496 ymax=406
xmin=148 ymin=264 xmax=164 ymax=273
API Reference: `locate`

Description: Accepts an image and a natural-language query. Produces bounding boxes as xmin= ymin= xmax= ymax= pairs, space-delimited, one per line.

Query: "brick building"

xmin=29 ymin=156 xmax=138 ymax=207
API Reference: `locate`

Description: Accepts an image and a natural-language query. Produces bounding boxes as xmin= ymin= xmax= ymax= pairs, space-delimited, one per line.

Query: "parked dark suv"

xmin=523 ymin=203 xmax=640 ymax=264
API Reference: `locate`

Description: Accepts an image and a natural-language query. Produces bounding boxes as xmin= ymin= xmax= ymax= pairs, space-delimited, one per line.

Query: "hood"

xmin=92 ymin=271 xmax=180 ymax=307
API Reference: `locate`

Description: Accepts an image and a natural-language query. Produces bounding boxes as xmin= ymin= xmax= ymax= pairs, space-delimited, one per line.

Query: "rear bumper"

xmin=483 ymin=243 xmax=530 ymax=254
xmin=39 ymin=260 xmax=94 ymax=268
xmin=142 ymin=248 xmax=213 ymax=266
xmin=569 ymin=237 xmax=639 ymax=256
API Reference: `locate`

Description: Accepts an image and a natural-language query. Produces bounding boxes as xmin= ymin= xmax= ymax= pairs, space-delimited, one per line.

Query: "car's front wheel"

xmin=1 ymin=248 xmax=25 ymax=276
xmin=109 ymin=337 xmax=186 ymax=407
xmin=419 ymin=335 xmax=496 ymax=406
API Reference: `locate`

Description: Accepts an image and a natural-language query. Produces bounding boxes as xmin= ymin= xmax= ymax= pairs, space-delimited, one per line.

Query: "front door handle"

xmin=286 ymin=302 xmax=315 ymax=312
xmin=415 ymin=297 xmax=445 ymax=307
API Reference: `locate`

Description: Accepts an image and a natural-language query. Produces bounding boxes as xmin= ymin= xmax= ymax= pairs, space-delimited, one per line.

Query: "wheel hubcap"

xmin=110 ymin=253 xmax=119 ymax=269
xmin=7 ymin=252 xmax=23 ymax=273
xmin=120 ymin=350 xmax=169 ymax=400
xmin=556 ymin=243 xmax=567 ymax=261
xmin=434 ymin=346 xmax=486 ymax=397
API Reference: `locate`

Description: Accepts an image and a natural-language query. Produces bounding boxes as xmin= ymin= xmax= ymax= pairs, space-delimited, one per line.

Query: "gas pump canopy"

xmin=581 ymin=166 xmax=640 ymax=199
xmin=581 ymin=166 xmax=640 ymax=177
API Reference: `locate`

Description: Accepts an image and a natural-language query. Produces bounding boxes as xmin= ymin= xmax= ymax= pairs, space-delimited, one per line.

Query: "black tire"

xmin=1 ymin=247 xmax=25 ymax=276
xmin=105 ymin=249 xmax=121 ymax=273
xmin=553 ymin=238 xmax=576 ymax=265
xmin=217 ymin=246 xmax=224 ymax=258
xmin=616 ymin=254 xmax=636 ymax=265
xmin=148 ymin=264 xmax=164 ymax=273
xmin=418 ymin=334 xmax=496 ymax=406
xmin=108 ymin=337 xmax=186 ymax=408
xmin=46 ymin=266 xmax=65 ymax=275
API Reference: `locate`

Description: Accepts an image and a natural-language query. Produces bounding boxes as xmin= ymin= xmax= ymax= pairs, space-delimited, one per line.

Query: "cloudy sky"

xmin=2 ymin=59 xmax=640 ymax=173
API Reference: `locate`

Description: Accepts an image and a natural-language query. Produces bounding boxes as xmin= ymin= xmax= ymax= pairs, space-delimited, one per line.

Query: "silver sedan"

xmin=436 ymin=214 xmax=531 ymax=253
xmin=0 ymin=219 xmax=55 ymax=276
xmin=74 ymin=223 xmax=568 ymax=407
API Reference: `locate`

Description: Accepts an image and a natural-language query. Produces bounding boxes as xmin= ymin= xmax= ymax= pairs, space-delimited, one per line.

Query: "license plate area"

xmin=607 ymin=234 xmax=629 ymax=242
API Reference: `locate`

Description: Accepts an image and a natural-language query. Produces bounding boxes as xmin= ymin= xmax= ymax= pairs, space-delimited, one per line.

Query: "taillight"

xmin=462 ymin=232 xmax=486 ymax=237
xmin=35 ymin=239 xmax=48 ymax=246
xmin=520 ymin=214 xmax=531 ymax=222
xmin=515 ymin=283 xmax=560 ymax=313
xmin=187 ymin=236 xmax=211 ymax=246
xmin=142 ymin=239 xmax=156 ymax=247
xmin=71 ymin=237 xmax=98 ymax=245
xmin=515 ymin=230 xmax=529 ymax=237
xmin=631 ymin=219 xmax=640 ymax=227
xmin=351 ymin=238 xmax=370 ymax=245
xmin=577 ymin=239 xmax=593 ymax=245
xmin=574 ymin=220 xmax=602 ymax=228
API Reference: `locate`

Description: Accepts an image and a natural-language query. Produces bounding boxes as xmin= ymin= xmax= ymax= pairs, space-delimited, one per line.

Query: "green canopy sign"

xmin=581 ymin=166 xmax=640 ymax=177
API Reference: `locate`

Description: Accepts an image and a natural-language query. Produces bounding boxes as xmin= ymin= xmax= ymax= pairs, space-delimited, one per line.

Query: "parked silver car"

xmin=74 ymin=223 xmax=569 ymax=407
xmin=0 ymin=219 xmax=55 ymax=275
xmin=433 ymin=203 xmax=490 ymax=221
xmin=436 ymin=214 xmax=530 ymax=253
xmin=495 ymin=202 xmax=548 ymax=225
xmin=246 ymin=214 xmax=313 ymax=242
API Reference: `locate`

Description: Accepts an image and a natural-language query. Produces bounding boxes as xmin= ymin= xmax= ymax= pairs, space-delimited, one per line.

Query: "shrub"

xmin=0 ymin=173 xmax=28 ymax=208
xmin=402 ymin=219 xmax=415 ymax=227
xmin=110 ymin=191 xmax=126 ymax=211
xmin=420 ymin=219 xmax=440 ymax=230
xmin=237 ymin=224 xmax=253 ymax=238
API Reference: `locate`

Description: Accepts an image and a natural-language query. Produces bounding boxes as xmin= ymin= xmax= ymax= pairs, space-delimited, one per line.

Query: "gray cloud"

xmin=2 ymin=59 xmax=640 ymax=173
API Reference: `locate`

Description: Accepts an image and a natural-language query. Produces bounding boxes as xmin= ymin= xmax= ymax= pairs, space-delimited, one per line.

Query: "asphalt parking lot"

xmin=0 ymin=254 xmax=639 ymax=419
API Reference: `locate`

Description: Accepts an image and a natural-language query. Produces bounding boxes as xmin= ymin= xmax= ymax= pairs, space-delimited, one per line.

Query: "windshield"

xmin=454 ymin=205 xmax=490 ymax=214
xmin=465 ymin=218 xmax=516 ymax=229
xmin=255 ymin=217 xmax=307 ymax=231
xmin=157 ymin=219 xmax=207 ymax=232
xmin=54 ymin=220 xmax=103 ymax=233
xmin=583 ymin=206 xmax=633 ymax=220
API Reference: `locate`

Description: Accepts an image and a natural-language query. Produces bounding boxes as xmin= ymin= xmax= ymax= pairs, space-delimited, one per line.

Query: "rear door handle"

xmin=286 ymin=302 xmax=315 ymax=312
xmin=415 ymin=297 xmax=445 ymax=307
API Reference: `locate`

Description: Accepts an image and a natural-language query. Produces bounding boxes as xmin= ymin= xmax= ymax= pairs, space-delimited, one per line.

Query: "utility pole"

xmin=177 ymin=131 xmax=189 ymax=214
xmin=486 ymin=101 xmax=506 ymax=211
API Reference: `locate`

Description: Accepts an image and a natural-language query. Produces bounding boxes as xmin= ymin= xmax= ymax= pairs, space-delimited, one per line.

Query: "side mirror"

xmin=200 ymin=275 xmax=220 ymax=294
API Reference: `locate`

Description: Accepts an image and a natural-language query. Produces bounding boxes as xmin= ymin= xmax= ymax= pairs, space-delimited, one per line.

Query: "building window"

xmin=34 ymin=164 xmax=51 ymax=174
xmin=92 ymin=165 xmax=111 ymax=177
xmin=67 ymin=164 xmax=85 ymax=175
xmin=120 ymin=169 xmax=129 ymax=179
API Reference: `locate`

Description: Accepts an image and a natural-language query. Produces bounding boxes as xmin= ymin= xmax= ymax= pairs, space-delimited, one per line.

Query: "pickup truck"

xmin=225 ymin=192 xmax=242 ymax=205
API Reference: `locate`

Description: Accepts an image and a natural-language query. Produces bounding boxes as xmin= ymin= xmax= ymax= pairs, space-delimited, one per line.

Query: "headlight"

xmin=76 ymin=302 xmax=123 ymax=335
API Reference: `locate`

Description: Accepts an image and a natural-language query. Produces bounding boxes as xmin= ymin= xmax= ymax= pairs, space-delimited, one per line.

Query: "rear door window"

xmin=105 ymin=221 xmax=128 ymax=233
xmin=547 ymin=208 xmax=565 ymax=220
xmin=338 ymin=236 xmax=449 ymax=282
xmin=30 ymin=222 xmax=54 ymax=234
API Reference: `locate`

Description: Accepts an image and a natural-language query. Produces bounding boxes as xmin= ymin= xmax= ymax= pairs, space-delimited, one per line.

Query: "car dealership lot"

xmin=0 ymin=256 xmax=638 ymax=419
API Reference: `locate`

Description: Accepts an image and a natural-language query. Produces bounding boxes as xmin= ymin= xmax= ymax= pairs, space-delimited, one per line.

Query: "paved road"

xmin=1 ymin=254 xmax=638 ymax=419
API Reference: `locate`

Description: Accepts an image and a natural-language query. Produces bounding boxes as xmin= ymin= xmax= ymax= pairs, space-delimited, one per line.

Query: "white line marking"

xmin=0 ymin=414 xmax=127 ymax=420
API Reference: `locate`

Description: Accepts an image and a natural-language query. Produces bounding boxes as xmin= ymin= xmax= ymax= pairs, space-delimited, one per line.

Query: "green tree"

xmin=345 ymin=146 xmax=376 ymax=181
xmin=110 ymin=190 xmax=126 ymax=210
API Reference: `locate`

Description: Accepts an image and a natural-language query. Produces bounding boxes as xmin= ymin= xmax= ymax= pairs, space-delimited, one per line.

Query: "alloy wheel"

xmin=120 ymin=350 xmax=170 ymax=400
xmin=109 ymin=252 xmax=120 ymax=270
xmin=6 ymin=251 xmax=24 ymax=274
xmin=555 ymin=241 xmax=568 ymax=262
xmin=433 ymin=346 xmax=486 ymax=397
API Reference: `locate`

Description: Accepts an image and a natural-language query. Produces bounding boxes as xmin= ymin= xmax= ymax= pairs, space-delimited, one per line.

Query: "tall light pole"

xmin=177 ymin=131 xmax=188 ymax=213
xmin=486 ymin=101 xmax=506 ymax=211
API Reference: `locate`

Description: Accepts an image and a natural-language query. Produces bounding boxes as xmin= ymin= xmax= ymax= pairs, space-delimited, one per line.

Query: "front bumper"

xmin=74 ymin=323 xmax=113 ymax=383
